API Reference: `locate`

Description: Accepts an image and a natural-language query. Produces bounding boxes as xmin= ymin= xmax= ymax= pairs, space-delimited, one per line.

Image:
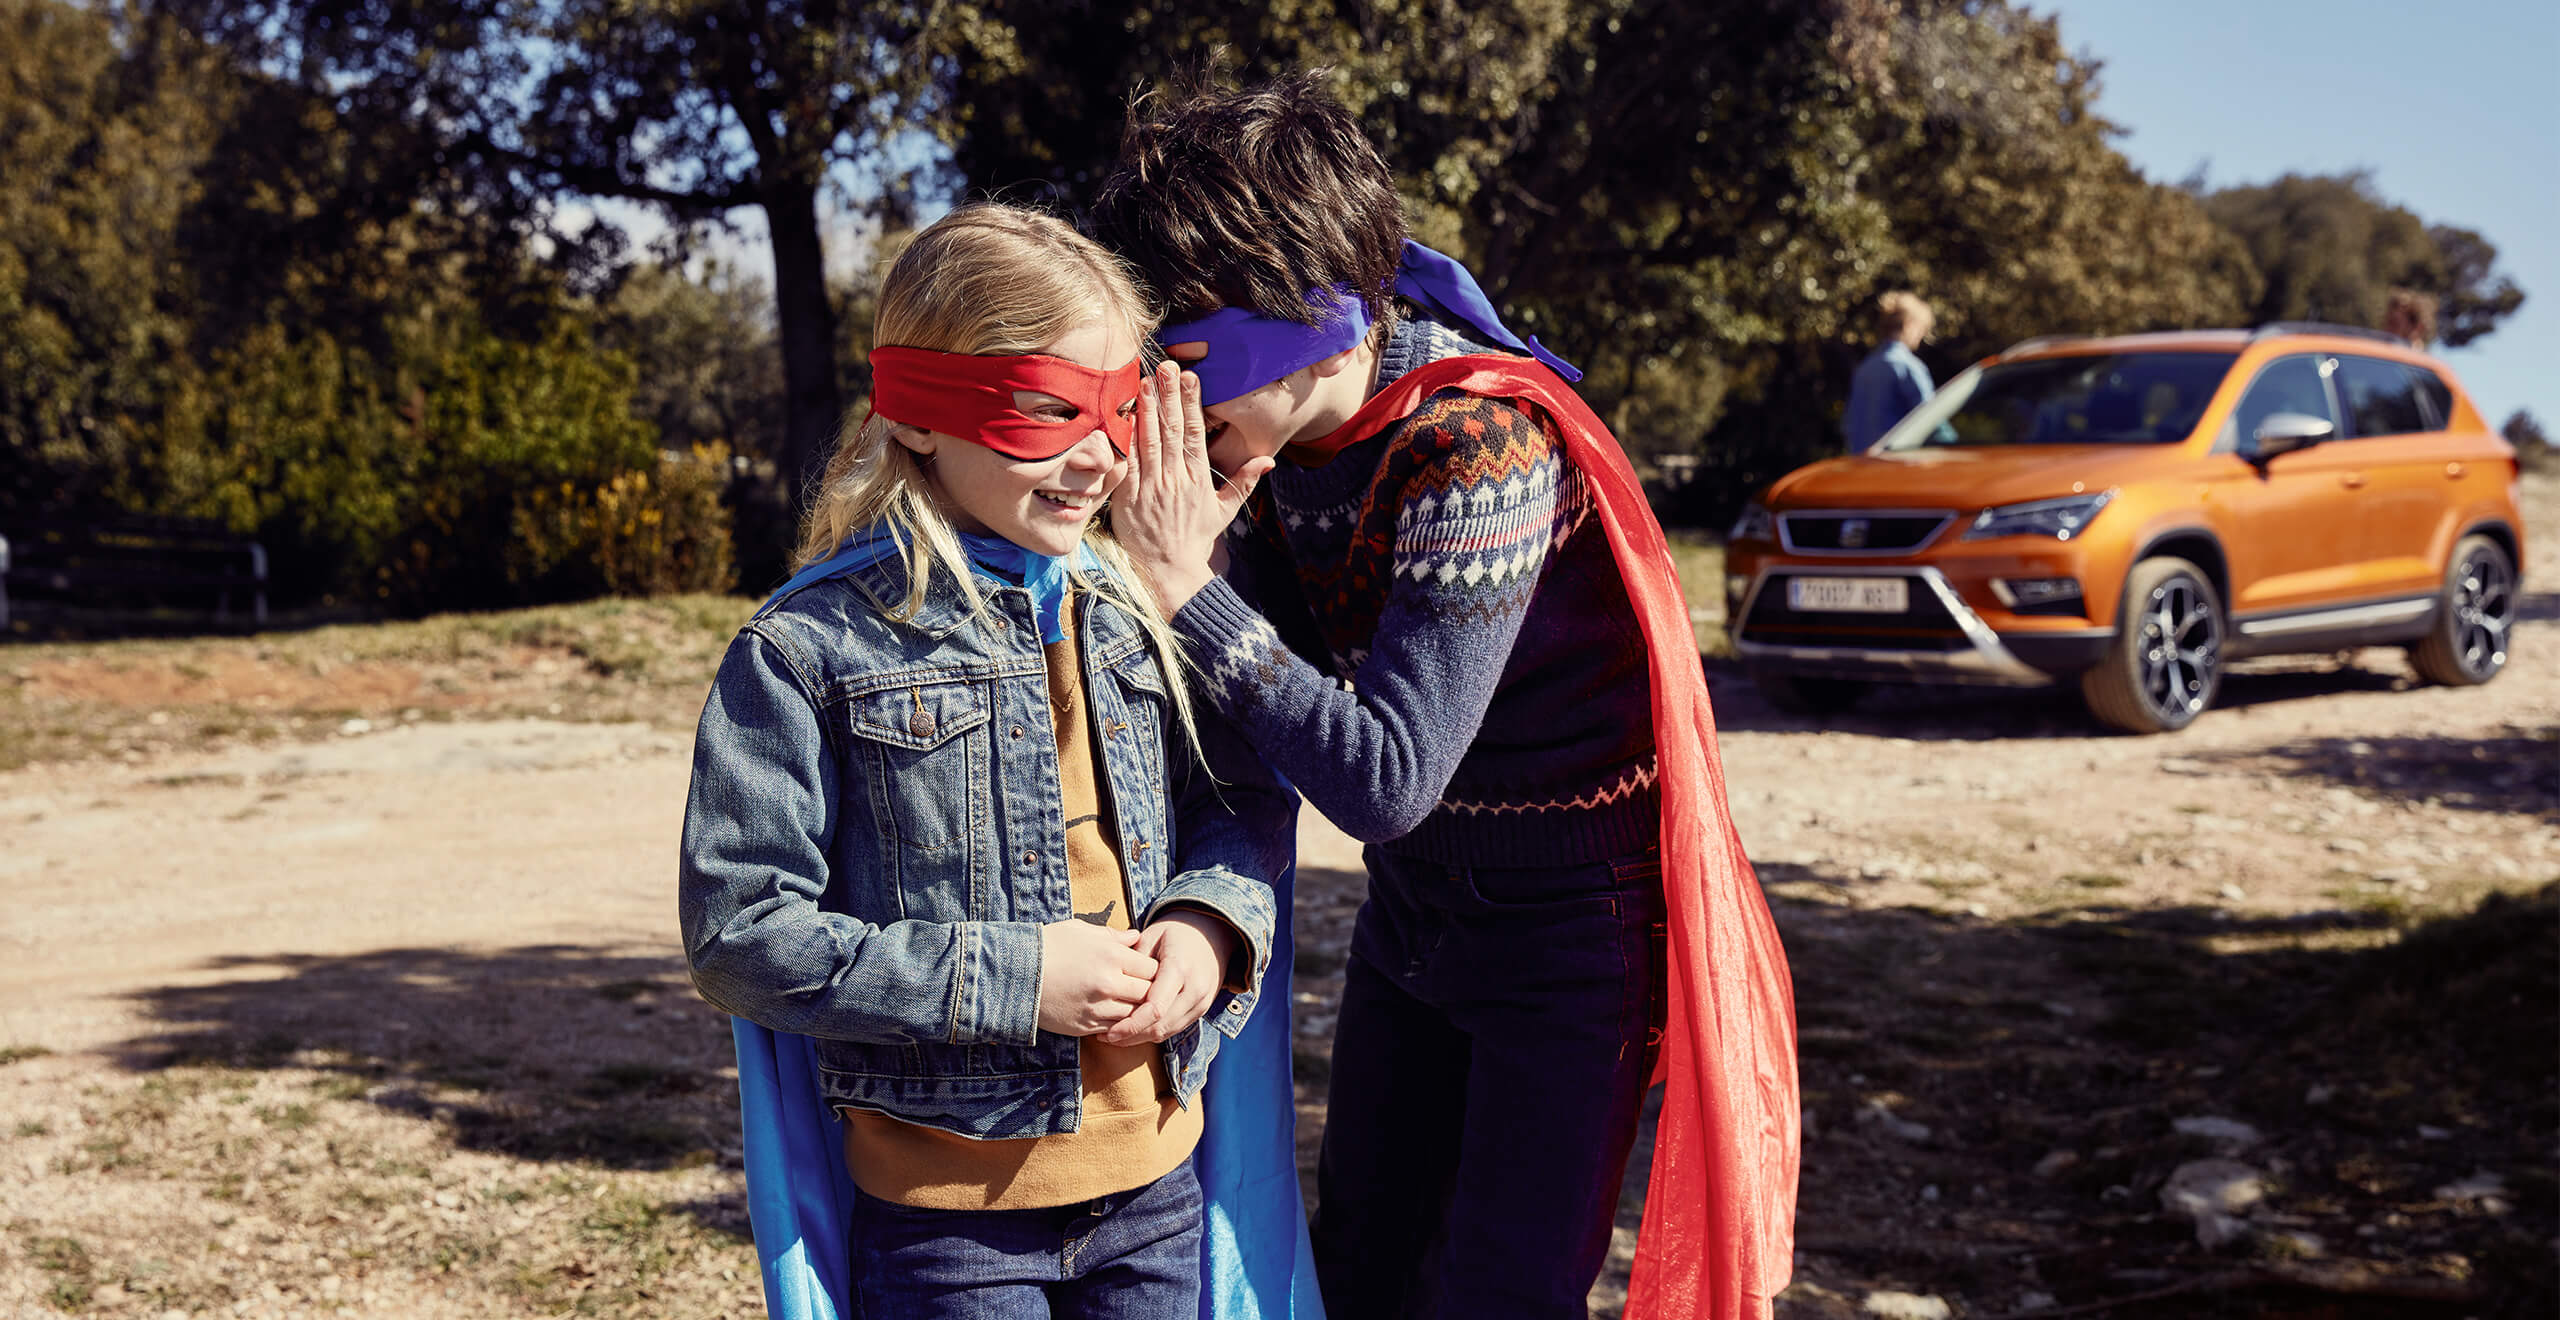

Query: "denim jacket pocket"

xmin=842 ymin=679 xmax=990 ymax=855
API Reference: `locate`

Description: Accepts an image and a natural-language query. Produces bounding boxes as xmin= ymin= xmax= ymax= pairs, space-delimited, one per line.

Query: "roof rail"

xmin=2249 ymin=321 xmax=2407 ymax=346
xmin=1999 ymin=334 xmax=2081 ymax=356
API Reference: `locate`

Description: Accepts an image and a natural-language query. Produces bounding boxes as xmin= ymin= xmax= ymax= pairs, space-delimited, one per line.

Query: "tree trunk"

xmin=764 ymin=177 xmax=842 ymax=505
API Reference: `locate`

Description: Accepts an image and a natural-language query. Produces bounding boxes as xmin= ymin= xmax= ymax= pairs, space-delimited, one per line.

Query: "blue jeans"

xmin=847 ymin=1157 xmax=1204 ymax=1319
xmin=1311 ymin=847 xmax=1666 ymax=1319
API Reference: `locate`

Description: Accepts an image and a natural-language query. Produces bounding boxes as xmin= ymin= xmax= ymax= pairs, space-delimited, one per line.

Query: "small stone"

xmin=2269 ymin=1229 xmax=2326 ymax=1257
xmin=2417 ymin=1124 xmax=2454 ymax=1141
xmin=1964 ymin=902 xmax=1988 ymax=918
xmin=2015 ymin=1293 xmax=2057 ymax=1312
xmin=2326 ymin=837 xmax=2368 ymax=854
xmin=2174 ymin=1116 xmax=2262 ymax=1150
xmin=337 ymin=717 xmax=372 ymax=736
xmin=1861 ymin=1291 xmax=1953 ymax=1320
xmin=2217 ymin=884 xmax=2247 ymax=902
xmin=2435 ymin=1171 xmax=2507 ymax=1201
xmin=2160 ymin=1158 xmax=2267 ymax=1249
xmin=1920 ymin=1183 xmax=1940 ymax=1202
xmin=1858 ymin=1100 xmax=1931 ymax=1144
xmin=2305 ymin=1083 xmax=2337 ymax=1106
xmin=2034 ymin=1149 xmax=2079 ymax=1178
xmin=2489 ymin=856 xmax=2524 ymax=879
xmin=2160 ymin=756 xmax=2207 ymax=775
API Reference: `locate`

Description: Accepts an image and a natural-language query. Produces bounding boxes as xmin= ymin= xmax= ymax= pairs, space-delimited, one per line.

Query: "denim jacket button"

xmin=1226 ymin=1001 xmax=1246 ymax=1015
xmin=1009 ymin=724 xmax=1025 ymax=740
xmin=1021 ymin=850 xmax=1037 ymax=867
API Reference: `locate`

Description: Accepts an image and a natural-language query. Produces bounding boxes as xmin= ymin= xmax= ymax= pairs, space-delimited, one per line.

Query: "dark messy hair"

xmin=1089 ymin=69 xmax=1406 ymax=327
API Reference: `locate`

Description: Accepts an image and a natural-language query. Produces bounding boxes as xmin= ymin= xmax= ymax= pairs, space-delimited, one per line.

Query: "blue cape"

xmin=728 ymin=527 xmax=1324 ymax=1317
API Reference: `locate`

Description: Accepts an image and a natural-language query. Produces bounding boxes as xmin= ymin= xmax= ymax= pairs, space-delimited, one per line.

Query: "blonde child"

xmin=679 ymin=204 xmax=1288 ymax=1317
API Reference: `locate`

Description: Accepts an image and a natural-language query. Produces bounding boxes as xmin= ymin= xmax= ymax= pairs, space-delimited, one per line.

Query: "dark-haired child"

xmin=1092 ymin=72 xmax=1801 ymax=1320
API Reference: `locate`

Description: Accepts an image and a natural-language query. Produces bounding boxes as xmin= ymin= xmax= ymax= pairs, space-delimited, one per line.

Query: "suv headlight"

xmin=1728 ymin=503 xmax=1775 ymax=542
xmin=1964 ymin=491 xmax=2114 ymax=542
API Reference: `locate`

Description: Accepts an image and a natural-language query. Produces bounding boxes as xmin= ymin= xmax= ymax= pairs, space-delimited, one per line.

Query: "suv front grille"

xmin=1779 ymin=510 xmax=1953 ymax=554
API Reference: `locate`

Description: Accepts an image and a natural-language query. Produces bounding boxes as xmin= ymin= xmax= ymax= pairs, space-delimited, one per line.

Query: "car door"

xmin=2210 ymin=353 xmax=2366 ymax=617
xmin=2330 ymin=354 xmax=2450 ymax=599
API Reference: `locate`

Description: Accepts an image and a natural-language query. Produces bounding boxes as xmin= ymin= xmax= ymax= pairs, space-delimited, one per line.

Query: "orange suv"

xmin=1724 ymin=324 xmax=2525 ymax=733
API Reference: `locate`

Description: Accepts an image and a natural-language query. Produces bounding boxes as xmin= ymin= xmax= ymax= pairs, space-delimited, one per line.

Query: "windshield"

xmin=1879 ymin=351 xmax=2238 ymax=449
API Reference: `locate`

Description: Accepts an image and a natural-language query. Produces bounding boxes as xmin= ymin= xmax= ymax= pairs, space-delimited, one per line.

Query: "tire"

xmin=2081 ymin=557 xmax=2224 ymax=734
xmin=2408 ymin=533 xmax=2517 ymax=687
xmin=1753 ymin=672 xmax=1870 ymax=716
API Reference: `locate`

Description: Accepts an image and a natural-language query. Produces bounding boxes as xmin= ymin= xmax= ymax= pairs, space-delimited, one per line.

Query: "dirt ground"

xmin=2 ymin=478 xmax=2553 ymax=1319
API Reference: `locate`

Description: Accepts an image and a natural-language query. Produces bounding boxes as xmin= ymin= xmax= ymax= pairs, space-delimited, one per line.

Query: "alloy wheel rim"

xmin=2451 ymin=549 xmax=2515 ymax=679
xmin=2137 ymin=577 xmax=2218 ymax=723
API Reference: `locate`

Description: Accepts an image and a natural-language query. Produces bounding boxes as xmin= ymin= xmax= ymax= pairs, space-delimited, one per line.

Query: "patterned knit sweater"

xmin=1171 ymin=316 xmax=1659 ymax=867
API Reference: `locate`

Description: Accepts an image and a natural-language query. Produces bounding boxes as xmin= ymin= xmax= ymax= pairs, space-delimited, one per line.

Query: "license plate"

xmin=1788 ymin=577 xmax=1909 ymax=613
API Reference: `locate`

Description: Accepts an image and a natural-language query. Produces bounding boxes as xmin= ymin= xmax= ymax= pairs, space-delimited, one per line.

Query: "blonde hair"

xmin=796 ymin=203 xmax=1204 ymax=741
xmin=1877 ymin=290 xmax=1932 ymax=338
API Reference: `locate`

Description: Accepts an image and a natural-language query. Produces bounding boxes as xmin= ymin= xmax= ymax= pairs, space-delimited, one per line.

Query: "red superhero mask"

xmin=868 ymin=346 xmax=1143 ymax=460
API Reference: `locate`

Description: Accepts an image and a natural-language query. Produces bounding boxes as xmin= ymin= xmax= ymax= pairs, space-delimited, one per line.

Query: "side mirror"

xmin=2251 ymin=412 xmax=2335 ymax=459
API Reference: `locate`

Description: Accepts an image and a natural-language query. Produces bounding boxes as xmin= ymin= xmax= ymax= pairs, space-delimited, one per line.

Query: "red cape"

xmin=1319 ymin=356 xmax=1801 ymax=1319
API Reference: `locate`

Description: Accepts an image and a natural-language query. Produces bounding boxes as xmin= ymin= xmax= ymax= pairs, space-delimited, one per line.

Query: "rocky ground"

xmin=1 ymin=477 xmax=2552 ymax=1319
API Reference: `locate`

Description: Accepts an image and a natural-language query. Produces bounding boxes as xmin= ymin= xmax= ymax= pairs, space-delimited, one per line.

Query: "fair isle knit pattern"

xmin=1439 ymin=758 xmax=1660 ymax=819
xmin=1172 ymin=314 xmax=1660 ymax=867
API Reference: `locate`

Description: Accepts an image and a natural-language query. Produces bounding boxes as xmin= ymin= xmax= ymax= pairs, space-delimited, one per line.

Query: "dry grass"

xmin=1662 ymin=529 xmax=1732 ymax=658
xmin=0 ymin=594 xmax=757 ymax=773
xmin=0 ymin=957 xmax=762 ymax=1318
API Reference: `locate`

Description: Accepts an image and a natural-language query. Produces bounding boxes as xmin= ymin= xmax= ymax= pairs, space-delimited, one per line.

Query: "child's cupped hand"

xmin=1095 ymin=910 xmax=1238 ymax=1047
xmin=1037 ymin=920 xmax=1159 ymax=1037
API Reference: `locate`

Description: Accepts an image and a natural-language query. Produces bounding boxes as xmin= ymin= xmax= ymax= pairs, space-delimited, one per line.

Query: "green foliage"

xmin=151 ymin=309 xmax=665 ymax=608
xmin=2504 ymin=410 xmax=2551 ymax=473
xmin=2 ymin=0 xmax=715 ymax=611
xmin=508 ymin=443 xmax=738 ymax=600
xmin=2204 ymin=173 xmax=2525 ymax=347
xmin=938 ymin=1 xmax=2269 ymax=503
xmin=596 ymin=263 xmax=781 ymax=459
xmin=0 ymin=0 xmax=225 ymax=512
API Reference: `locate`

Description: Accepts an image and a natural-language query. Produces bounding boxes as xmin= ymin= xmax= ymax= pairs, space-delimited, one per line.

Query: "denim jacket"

xmin=679 ymin=547 xmax=1289 ymax=1141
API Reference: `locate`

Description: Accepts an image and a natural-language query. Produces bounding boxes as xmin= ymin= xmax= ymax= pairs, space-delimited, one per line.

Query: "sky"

xmin=2037 ymin=0 xmax=2558 ymax=429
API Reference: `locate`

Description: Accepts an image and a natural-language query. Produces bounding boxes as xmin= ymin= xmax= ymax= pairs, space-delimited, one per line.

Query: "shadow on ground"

xmin=2196 ymin=729 xmax=2560 ymax=821
xmin=1704 ymin=654 xmax=2453 ymax=742
xmin=1580 ymin=865 xmax=2559 ymax=1319
xmin=115 ymin=945 xmax=749 ymax=1240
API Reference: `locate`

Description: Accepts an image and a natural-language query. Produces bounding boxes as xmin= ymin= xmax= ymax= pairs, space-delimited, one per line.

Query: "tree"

xmin=2204 ymin=173 xmax=2526 ymax=345
xmin=0 ymin=0 xmax=226 ymax=513
xmin=2429 ymin=225 xmax=2526 ymax=348
xmin=2503 ymin=410 xmax=2550 ymax=472
xmin=138 ymin=0 xmax=1007 ymax=500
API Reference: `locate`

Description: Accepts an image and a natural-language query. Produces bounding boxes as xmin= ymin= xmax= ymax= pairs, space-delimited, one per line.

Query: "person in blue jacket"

xmin=1842 ymin=291 xmax=1941 ymax=452
xmin=680 ymin=203 xmax=1304 ymax=1318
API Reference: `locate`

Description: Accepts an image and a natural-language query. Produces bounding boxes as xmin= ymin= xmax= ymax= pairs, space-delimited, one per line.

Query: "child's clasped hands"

xmin=1037 ymin=911 xmax=1237 ymax=1046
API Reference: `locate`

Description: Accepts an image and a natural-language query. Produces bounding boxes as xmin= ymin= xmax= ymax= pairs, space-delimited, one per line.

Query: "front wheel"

xmin=2407 ymin=533 xmax=2516 ymax=686
xmin=2081 ymin=557 xmax=2223 ymax=734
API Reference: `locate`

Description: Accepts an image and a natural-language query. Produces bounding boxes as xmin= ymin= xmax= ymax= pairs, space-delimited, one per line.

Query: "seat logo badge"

xmin=1839 ymin=518 xmax=1870 ymax=549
